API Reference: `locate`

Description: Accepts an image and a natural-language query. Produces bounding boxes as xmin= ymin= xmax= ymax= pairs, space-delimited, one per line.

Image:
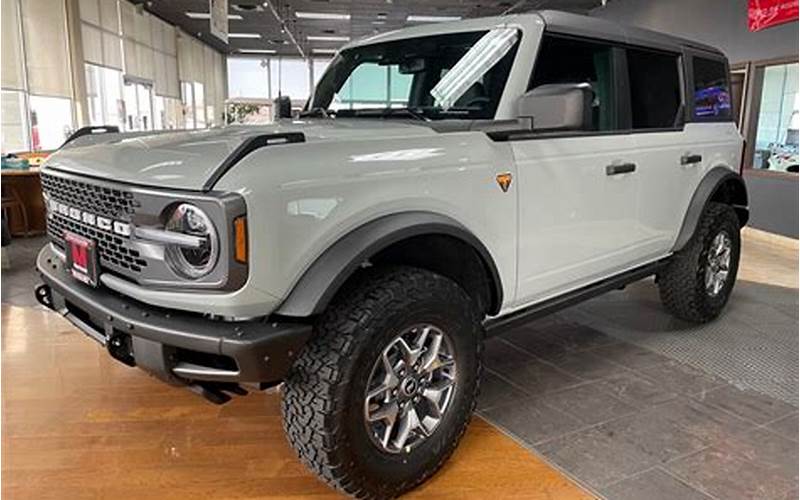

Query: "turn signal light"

xmin=234 ymin=216 xmax=248 ymax=263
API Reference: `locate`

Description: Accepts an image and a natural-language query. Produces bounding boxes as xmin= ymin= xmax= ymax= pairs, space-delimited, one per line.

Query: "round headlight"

xmin=164 ymin=203 xmax=219 ymax=279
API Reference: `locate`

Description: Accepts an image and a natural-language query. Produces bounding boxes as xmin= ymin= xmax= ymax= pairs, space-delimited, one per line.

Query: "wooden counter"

xmin=1 ymin=168 xmax=46 ymax=237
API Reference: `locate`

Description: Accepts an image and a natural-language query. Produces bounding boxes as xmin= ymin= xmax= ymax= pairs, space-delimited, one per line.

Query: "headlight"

xmin=164 ymin=203 xmax=219 ymax=279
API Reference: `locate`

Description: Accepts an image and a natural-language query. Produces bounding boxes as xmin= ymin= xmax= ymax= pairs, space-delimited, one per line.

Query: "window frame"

xmin=624 ymin=45 xmax=686 ymax=134
xmin=685 ymin=50 xmax=735 ymax=124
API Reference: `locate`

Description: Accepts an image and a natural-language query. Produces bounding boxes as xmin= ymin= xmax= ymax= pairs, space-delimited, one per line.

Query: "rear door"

xmin=628 ymin=48 xmax=739 ymax=256
xmin=512 ymin=34 xmax=648 ymax=305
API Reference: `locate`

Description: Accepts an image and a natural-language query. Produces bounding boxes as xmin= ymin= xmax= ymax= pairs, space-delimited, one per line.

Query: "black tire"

xmin=658 ymin=202 xmax=741 ymax=323
xmin=281 ymin=266 xmax=483 ymax=499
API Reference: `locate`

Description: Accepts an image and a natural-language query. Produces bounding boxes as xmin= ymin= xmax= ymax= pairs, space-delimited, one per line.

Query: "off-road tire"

xmin=281 ymin=266 xmax=483 ymax=499
xmin=658 ymin=202 xmax=741 ymax=323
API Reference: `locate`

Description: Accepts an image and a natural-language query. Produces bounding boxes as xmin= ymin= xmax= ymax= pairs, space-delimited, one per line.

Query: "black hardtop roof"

xmin=536 ymin=10 xmax=725 ymax=58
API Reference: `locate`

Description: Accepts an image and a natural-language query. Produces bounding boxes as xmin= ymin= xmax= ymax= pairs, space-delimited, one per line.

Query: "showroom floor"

xmin=2 ymin=230 xmax=797 ymax=499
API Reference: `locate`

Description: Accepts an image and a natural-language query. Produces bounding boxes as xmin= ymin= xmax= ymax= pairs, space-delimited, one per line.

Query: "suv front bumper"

xmin=35 ymin=245 xmax=312 ymax=393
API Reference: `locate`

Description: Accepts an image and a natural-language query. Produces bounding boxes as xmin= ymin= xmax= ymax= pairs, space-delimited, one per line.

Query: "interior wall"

xmin=591 ymin=0 xmax=798 ymax=63
xmin=745 ymin=173 xmax=799 ymax=238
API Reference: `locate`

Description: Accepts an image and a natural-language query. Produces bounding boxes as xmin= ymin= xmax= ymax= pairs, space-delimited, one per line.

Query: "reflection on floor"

xmin=1 ymin=304 xmax=589 ymax=499
xmin=479 ymin=229 xmax=798 ymax=499
xmin=2 ymin=229 xmax=798 ymax=500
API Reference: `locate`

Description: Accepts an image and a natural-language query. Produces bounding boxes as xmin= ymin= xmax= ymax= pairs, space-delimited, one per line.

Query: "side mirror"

xmin=274 ymin=96 xmax=292 ymax=119
xmin=517 ymin=83 xmax=594 ymax=131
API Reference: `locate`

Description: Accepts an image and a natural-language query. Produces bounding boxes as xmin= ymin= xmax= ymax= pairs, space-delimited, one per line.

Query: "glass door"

xmin=123 ymin=80 xmax=154 ymax=131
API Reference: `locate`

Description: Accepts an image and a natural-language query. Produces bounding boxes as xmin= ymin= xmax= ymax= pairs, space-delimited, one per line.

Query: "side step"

xmin=484 ymin=259 xmax=667 ymax=336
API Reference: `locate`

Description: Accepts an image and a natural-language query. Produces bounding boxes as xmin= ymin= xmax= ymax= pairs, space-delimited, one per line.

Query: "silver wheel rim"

xmin=363 ymin=324 xmax=457 ymax=454
xmin=705 ymin=231 xmax=732 ymax=297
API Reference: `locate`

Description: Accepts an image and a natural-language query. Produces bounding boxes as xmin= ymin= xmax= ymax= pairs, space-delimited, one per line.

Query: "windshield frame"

xmin=308 ymin=28 xmax=523 ymax=121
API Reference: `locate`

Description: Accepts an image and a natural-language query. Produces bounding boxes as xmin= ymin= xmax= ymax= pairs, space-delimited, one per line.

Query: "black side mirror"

xmin=517 ymin=83 xmax=594 ymax=131
xmin=274 ymin=96 xmax=292 ymax=119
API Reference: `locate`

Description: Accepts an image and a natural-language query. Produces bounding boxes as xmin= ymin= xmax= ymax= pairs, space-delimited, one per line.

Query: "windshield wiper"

xmin=350 ymin=107 xmax=428 ymax=121
xmin=299 ymin=107 xmax=333 ymax=118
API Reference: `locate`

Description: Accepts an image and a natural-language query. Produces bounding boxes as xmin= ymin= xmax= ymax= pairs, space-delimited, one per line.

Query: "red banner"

xmin=748 ymin=0 xmax=799 ymax=31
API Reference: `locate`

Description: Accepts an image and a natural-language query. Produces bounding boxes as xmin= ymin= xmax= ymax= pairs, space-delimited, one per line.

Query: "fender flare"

xmin=274 ymin=212 xmax=503 ymax=318
xmin=673 ymin=167 xmax=749 ymax=252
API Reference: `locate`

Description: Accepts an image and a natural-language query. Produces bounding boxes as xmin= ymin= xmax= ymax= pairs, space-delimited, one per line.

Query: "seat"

xmin=454 ymin=82 xmax=489 ymax=109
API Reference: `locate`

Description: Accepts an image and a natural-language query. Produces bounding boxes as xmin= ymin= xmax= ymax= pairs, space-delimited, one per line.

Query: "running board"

xmin=484 ymin=259 xmax=668 ymax=336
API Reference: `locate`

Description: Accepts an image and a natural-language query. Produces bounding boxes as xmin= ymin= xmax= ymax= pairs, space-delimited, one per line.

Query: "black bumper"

xmin=36 ymin=245 xmax=312 ymax=389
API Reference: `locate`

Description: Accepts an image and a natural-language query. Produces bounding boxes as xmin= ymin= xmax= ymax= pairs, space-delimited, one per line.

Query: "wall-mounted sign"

xmin=210 ymin=0 xmax=229 ymax=42
xmin=748 ymin=0 xmax=799 ymax=31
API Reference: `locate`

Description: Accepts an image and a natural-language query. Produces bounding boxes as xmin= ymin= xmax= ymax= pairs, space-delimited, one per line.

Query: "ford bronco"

xmin=35 ymin=10 xmax=747 ymax=499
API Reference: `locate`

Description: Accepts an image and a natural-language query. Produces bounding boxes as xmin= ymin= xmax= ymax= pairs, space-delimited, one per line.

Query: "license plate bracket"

xmin=64 ymin=231 xmax=99 ymax=287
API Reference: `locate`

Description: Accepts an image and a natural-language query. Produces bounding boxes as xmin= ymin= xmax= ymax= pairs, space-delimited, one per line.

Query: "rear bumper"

xmin=36 ymin=245 xmax=312 ymax=389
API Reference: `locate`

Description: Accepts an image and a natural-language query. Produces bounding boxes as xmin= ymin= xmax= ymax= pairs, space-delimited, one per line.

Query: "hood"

xmin=44 ymin=119 xmax=437 ymax=191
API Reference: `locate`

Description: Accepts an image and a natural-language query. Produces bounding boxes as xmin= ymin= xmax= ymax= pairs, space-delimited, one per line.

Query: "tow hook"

xmin=35 ymin=284 xmax=53 ymax=309
xmin=108 ymin=333 xmax=136 ymax=367
xmin=187 ymin=382 xmax=249 ymax=405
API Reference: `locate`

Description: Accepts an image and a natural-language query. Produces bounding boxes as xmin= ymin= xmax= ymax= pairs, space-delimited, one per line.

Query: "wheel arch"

xmin=274 ymin=212 xmax=503 ymax=318
xmin=673 ymin=166 xmax=749 ymax=252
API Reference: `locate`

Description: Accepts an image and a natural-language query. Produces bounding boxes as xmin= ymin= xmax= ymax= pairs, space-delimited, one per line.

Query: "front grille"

xmin=47 ymin=213 xmax=148 ymax=273
xmin=41 ymin=172 xmax=139 ymax=220
xmin=42 ymin=172 xmax=147 ymax=277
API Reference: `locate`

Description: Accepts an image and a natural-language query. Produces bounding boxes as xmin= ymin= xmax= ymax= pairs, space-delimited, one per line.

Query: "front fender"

xmin=273 ymin=211 xmax=503 ymax=317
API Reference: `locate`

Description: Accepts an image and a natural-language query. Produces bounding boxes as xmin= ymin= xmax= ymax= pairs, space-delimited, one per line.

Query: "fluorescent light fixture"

xmin=186 ymin=12 xmax=243 ymax=20
xmin=238 ymin=49 xmax=276 ymax=54
xmin=295 ymin=11 xmax=350 ymax=20
xmin=406 ymin=15 xmax=462 ymax=22
xmin=307 ymin=35 xmax=350 ymax=42
xmin=229 ymin=33 xmax=261 ymax=39
xmin=312 ymin=48 xmax=338 ymax=54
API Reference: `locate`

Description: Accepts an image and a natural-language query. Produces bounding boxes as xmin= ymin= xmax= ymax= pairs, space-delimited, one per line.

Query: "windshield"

xmin=308 ymin=30 xmax=520 ymax=120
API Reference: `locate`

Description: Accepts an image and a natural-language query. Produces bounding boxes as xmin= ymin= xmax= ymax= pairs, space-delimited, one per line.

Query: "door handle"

xmin=681 ymin=153 xmax=703 ymax=165
xmin=606 ymin=162 xmax=636 ymax=175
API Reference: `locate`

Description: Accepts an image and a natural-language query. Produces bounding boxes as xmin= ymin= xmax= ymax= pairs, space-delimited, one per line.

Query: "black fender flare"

xmin=274 ymin=212 xmax=503 ymax=318
xmin=673 ymin=167 xmax=749 ymax=252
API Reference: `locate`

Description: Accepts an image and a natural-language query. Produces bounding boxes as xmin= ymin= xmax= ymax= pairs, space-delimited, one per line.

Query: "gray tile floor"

xmin=3 ymin=236 xmax=798 ymax=500
xmin=479 ymin=279 xmax=798 ymax=500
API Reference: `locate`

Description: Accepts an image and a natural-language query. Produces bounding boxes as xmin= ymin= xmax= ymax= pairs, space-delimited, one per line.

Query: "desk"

xmin=2 ymin=169 xmax=46 ymax=236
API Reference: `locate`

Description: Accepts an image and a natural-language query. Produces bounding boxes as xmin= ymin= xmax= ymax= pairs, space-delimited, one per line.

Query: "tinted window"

xmin=627 ymin=48 xmax=682 ymax=129
xmin=693 ymin=57 xmax=732 ymax=120
xmin=530 ymin=35 xmax=617 ymax=131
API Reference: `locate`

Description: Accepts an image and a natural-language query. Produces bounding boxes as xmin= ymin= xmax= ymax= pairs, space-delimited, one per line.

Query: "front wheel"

xmin=281 ymin=267 xmax=482 ymax=499
xmin=658 ymin=202 xmax=741 ymax=323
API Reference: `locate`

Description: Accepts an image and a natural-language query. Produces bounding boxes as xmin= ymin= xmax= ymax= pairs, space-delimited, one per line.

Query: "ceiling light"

xmin=307 ymin=35 xmax=350 ymax=42
xmin=295 ymin=11 xmax=351 ymax=20
xmin=312 ymin=48 xmax=338 ymax=54
xmin=238 ymin=49 xmax=276 ymax=54
xmin=186 ymin=12 xmax=243 ymax=20
xmin=406 ymin=15 xmax=462 ymax=22
xmin=229 ymin=33 xmax=261 ymax=39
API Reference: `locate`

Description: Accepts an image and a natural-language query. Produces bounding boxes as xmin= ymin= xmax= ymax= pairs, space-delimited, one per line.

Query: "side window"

xmin=626 ymin=48 xmax=682 ymax=129
xmin=530 ymin=35 xmax=617 ymax=132
xmin=692 ymin=57 xmax=732 ymax=120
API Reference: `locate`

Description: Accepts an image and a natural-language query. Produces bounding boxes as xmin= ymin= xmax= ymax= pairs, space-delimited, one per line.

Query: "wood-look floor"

xmin=1 ymin=304 xmax=591 ymax=499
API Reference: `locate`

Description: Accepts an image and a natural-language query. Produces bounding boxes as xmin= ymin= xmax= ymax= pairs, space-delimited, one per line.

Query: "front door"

xmin=512 ymin=34 xmax=648 ymax=305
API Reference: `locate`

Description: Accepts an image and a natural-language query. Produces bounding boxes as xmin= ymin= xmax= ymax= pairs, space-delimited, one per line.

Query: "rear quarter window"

xmin=692 ymin=57 xmax=732 ymax=120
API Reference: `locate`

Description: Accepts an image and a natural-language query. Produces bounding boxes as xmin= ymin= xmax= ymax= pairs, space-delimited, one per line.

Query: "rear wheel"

xmin=281 ymin=266 xmax=482 ymax=499
xmin=658 ymin=202 xmax=741 ymax=323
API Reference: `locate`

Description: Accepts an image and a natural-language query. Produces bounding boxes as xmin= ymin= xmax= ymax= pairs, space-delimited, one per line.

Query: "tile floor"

xmin=2 ymin=233 xmax=798 ymax=500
